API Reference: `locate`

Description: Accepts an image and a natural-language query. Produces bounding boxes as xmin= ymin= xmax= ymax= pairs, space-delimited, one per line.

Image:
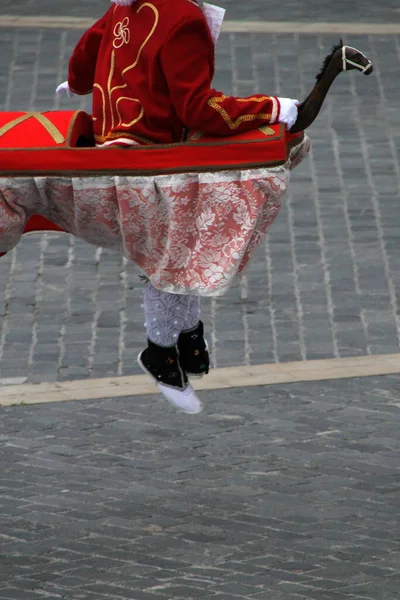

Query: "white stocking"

xmin=143 ymin=284 xmax=200 ymax=347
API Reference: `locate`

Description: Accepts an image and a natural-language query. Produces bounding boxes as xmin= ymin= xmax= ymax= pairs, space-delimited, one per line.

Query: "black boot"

xmin=138 ymin=340 xmax=188 ymax=390
xmin=138 ymin=340 xmax=203 ymax=414
xmin=177 ymin=321 xmax=209 ymax=378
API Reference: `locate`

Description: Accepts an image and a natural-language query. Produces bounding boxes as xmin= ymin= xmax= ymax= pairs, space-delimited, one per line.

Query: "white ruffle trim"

xmin=111 ymin=0 xmax=137 ymax=6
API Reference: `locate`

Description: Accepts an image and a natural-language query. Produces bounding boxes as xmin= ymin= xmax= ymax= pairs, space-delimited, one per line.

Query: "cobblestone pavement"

xmin=1 ymin=375 xmax=400 ymax=600
xmin=2 ymin=0 xmax=400 ymax=23
xmin=1 ymin=17 xmax=400 ymax=381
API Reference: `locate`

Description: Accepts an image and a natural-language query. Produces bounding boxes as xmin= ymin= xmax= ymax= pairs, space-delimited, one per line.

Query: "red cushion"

xmin=0 ymin=110 xmax=93 ymax=148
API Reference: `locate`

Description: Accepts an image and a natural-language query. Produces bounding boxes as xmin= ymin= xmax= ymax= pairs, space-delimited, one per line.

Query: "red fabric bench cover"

xmin=0 ymin=111 xmax=304 ymax=177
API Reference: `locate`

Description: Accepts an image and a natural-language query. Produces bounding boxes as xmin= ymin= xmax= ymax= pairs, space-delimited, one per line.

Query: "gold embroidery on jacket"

xmin=207 ymin=96 xmax=272 ymax=129
xmin=108 ymin=50 xmax=116 ymax=130
xmin=116 ymin=97 xmax=144 ymax=127
xmin=121 ymin=3 xmax=159 ymax=76
xmin=113 ymin=16 xmax=130 ymax=49
xmin=93 ymin=83 xmax=106 ymax=137
xmin=97 ymin=3 xmax=159 ymax=138
xmin=237 ymin=96 xmax=273 ymax=103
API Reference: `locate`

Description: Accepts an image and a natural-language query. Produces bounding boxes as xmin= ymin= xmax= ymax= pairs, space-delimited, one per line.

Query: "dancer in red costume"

xmin=57 ymin=0 xmax=299 ymax=413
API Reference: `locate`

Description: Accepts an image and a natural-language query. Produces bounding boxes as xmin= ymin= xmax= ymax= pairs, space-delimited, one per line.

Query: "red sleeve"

xmin=68 ymin=9 xmax=111 ymax=95
xmin=160 ymin=17 xmax=281 ymax=135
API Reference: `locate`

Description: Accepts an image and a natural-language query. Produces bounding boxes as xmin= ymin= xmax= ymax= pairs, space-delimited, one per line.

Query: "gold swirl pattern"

xmin=113 ymin=17 xmax=130 ymax=49
xmin=116 ymin=97 xmax=144 ymax=128
xmin=121 ymin=3 xmax=159 ymax=75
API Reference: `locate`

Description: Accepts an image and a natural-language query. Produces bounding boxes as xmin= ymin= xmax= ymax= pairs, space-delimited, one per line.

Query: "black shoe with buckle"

xmin=177 ymin=321 xmax=210 ymax=378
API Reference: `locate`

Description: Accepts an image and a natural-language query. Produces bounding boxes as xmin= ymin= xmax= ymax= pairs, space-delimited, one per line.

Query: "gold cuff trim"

xmin=236 ymin=96 xmax=273 ymax=103
xmin=207 ymin=96 xmax=272 ymax=130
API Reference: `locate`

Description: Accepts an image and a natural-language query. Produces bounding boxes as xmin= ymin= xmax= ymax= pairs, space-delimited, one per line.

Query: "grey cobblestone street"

xmin=2 ymin=376 xmax=400 ymax=599
xmin=2 ymin=0 xmax=400 ymax=23
xmin=1 ymin=0 xmax=400 ymax=598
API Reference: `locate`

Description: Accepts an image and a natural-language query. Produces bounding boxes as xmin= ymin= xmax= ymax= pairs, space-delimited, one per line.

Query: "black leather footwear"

xmin=138 ymin=340 xmax=187 ymax=389
xmin=177 ymin=321 xmax=210 ymax=377
xmin=138 ymin=340 xmax=202 ymax=414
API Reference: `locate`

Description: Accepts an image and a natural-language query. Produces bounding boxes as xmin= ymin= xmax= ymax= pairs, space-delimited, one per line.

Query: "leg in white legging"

xmin=181 ymin=295 xmax=201 ymax=333
xmin=143 ymin=284 xmax=199 ymax=346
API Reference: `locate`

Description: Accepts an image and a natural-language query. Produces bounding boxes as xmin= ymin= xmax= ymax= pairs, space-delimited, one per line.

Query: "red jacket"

xmin=68 ymin=0 xmax=281 ymax=145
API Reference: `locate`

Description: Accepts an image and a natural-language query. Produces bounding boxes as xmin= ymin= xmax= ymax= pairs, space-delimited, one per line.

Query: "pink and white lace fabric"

xmin=0 ymin=135 xmax=309 ymax=296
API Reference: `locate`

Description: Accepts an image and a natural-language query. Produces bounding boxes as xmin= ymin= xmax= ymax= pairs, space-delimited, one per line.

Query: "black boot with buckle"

xmin=177 ymin=320 xmax=210 ymax=378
